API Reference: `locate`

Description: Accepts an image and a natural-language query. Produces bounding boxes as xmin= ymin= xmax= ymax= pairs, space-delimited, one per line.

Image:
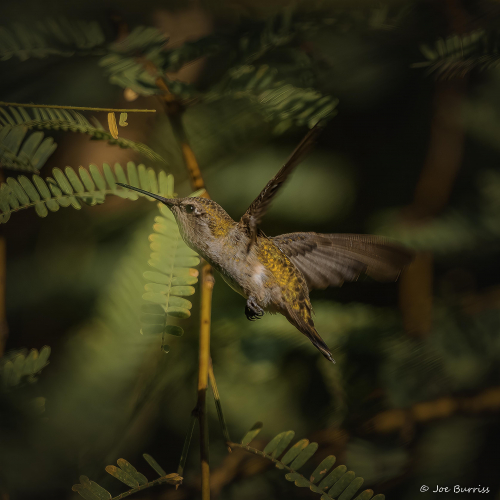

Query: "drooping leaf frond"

xmin=72 ymin=454 xmax=182 ymax=500
xmin=257 ymin=83 xmax=336 ymax=132
xmin=0 ymin=162 xmax=167 ymax=223
xmin=207 ymin=65 xmax=338 ymax=132
xmin=0 ymin=105 xmax=164 ymax=163
xmin=0 ymin=17 xmax=106 ymax=61
xmin=141 ymin=175 xmax=201 ymax=348
xmin=414 ymin=29 xmax=500 ymax=79
xmin=1 ymin=346 xmax=51 ymax=390
xmin=232 ymin=423 xmax=385 ymax=500
xmin=0 ymin=124 xmax=57 ymax=172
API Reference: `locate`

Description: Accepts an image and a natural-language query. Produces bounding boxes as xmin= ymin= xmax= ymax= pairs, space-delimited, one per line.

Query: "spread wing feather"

xmin=272 ymin=232 xmax=414 ymax=290
xmin=239 ymin=125 xmax=323 ymax=249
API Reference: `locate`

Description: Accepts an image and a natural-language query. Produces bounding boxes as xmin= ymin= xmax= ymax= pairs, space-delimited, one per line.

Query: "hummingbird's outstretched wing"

xmin=239 ymin=125 xmax=323 ymax=250
xmin=272 ymin=232 xmax=414 ymax=290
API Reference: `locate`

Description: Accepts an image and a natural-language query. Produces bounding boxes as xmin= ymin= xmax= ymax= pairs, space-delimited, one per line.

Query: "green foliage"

xmin=0 ymin=105 xmax=164 ymax=163
xmin=0 ymin=123 xmax=57 ymax=172
xmin=236 ymin=424 xmax=384 ymax=500
xmin=1 ymin=8 xmax=408 ymax=103
xmin=1 ymin=346 xmax=51 ymax=390
xmin=98 ymin=26 xmax=169 ymax=96
xmin=199 ymin=12 xmax=340 ymax=132
xmin=100 ymin=27 xmax=222 ymax=96
xmin=414 ymin=29 xmax=500 ymax=79
xmin=0 ymin=6 xmax=405 ymax=69
xmin=0 ymin=161 xmax=170 ymax=223
xmin=72 ymin=454 xmax=182 ymax=500
xmin=230 ymin=6 xmax=406 ymax=65
xmin=98 ymin=11 xmax=338 ymax=132
xmin=140 ymin=175 xmax=201 ymax=348
xmin=98 ymin=11 xmax=301 ymax=96
xmin=207 ymin=64 xmax=338 ymax=132
xmin=0 ymin=13 xmax=340 ymax=135
xmin=0 ymin=17 xmax=106 ymax=61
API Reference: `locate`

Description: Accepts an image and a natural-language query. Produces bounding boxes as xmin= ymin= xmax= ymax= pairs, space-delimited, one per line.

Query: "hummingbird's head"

xmin=116 ymin=184 xmax=236 ymax=250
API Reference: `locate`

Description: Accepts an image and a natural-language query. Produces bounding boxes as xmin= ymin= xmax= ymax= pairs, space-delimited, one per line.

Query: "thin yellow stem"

xmin=156 ymin=70 xmax=217 ymax=499
xmin=198 ymin=264 xmax=214 ymax=500
xmin=0 ymin=101 xmax=156 ymax=113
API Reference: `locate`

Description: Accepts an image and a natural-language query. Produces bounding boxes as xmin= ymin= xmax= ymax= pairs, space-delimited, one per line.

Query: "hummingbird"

xmin=117 ymin=126 xmax=413 ymax=363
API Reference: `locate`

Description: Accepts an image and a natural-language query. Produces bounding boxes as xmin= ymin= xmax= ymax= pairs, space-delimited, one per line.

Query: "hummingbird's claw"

xmin=245 ymin=297 xmax=264 ymax=321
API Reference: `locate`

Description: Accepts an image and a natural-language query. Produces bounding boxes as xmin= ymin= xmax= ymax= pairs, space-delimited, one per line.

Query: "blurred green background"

xmin=2 ymin=0 xmax=500 ymax=499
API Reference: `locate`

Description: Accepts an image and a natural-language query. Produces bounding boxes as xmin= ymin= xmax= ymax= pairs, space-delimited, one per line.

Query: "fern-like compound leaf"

xmin=0 ymin=124 xmax=57 ymax=172
xmin=0 ymin=162 xmax=165 ymax=223
xmin=0 ymin=17 xmax=106 ymax=61
xmin=141 ymin=174 xmax=200 ymax=343
xmin=233 ymin=423 xmax=384 ymax=500
xmin=414 ymin=29 xmax=500 ymax=79
xmin=72 ymin=455 xmax=182 ymax=500
xmin=206 ymin=65 xmax=338 ymax=133
xmin=0 ymin=105 xmax=164 ymax=163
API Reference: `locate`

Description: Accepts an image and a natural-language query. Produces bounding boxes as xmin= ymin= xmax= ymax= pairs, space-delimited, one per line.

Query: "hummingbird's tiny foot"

xmin=245 ymin=297 xmax=264 ymax=321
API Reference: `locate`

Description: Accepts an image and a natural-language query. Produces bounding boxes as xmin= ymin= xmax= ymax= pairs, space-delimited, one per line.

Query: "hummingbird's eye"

xmin=184 ymin=204 xmax=196 ymax=214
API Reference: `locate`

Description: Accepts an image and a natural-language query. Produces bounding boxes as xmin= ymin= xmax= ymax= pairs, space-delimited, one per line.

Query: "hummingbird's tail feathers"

xmin=284 ymin=307 xmax=336 ymax=363
xmin=308 ymin=330 xmax=336 ymax=363
xmin=272 ymin=232 xmax=414 ymax=291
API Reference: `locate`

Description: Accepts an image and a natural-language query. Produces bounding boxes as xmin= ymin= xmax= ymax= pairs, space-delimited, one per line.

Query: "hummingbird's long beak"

xmin=115 ymin=183 xmax=177 ymax=207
